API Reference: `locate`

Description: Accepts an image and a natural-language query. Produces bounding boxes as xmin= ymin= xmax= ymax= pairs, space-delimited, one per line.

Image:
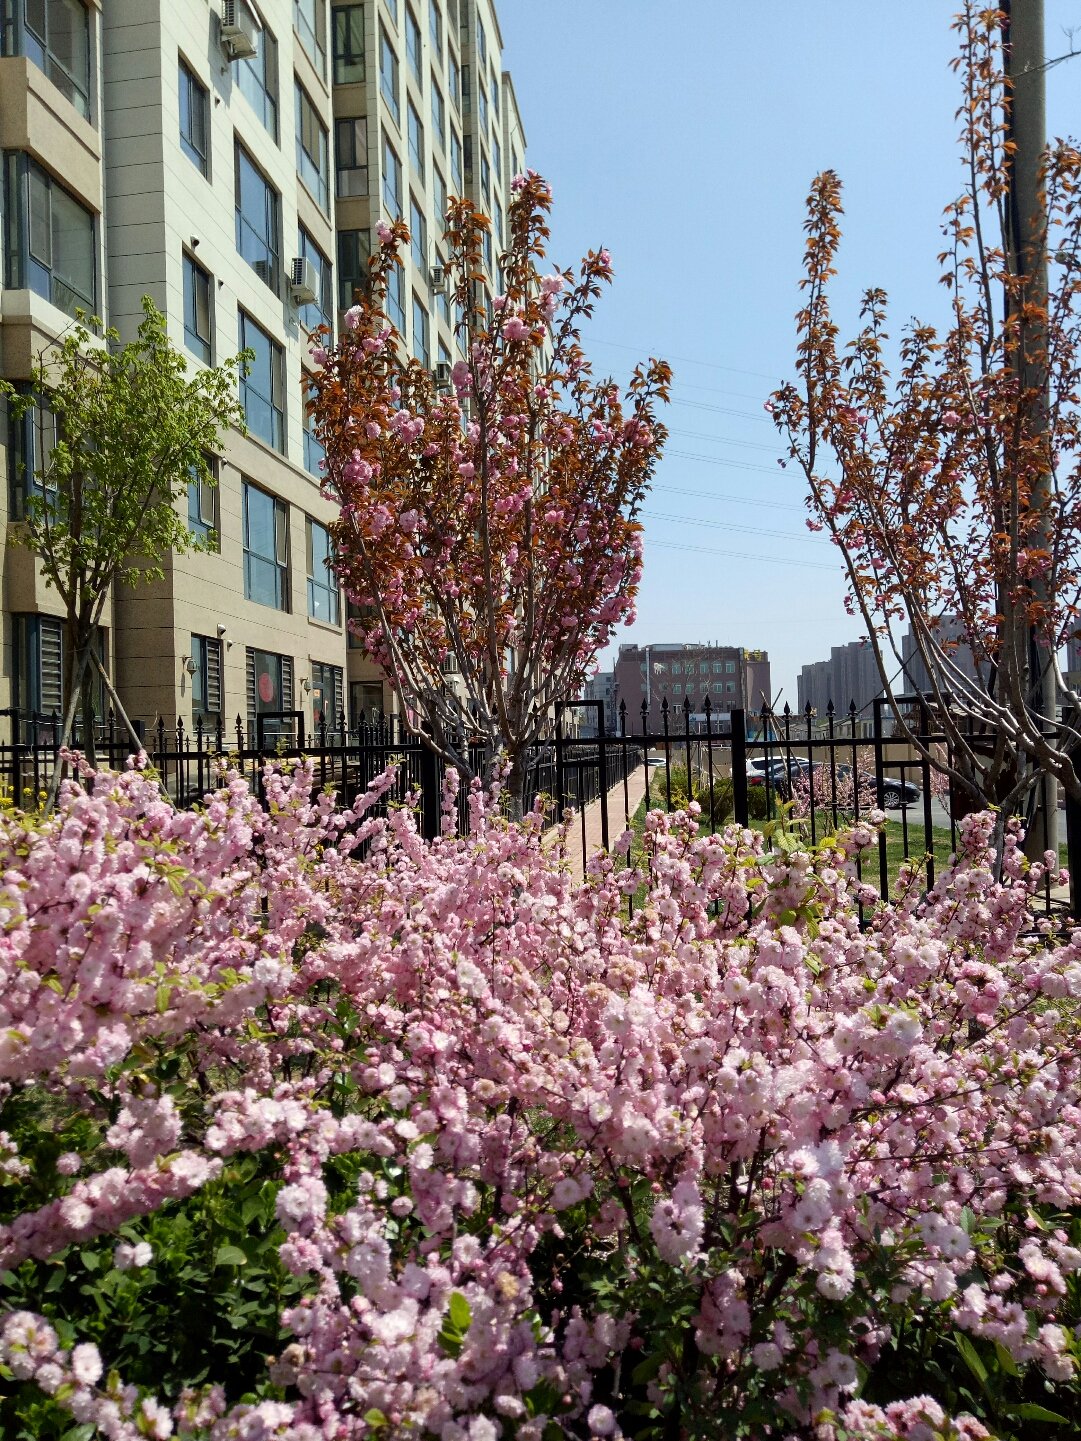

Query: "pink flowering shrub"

xmin=0 ymin=760 xmax=1079 ymax=1439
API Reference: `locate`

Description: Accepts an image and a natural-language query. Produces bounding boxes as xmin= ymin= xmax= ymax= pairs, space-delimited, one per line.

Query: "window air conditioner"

xmin=290 ymin=256 xmax=319 ymax=305
xmin=221 ymin=0 xmax=258 ymax=60
xmin=433 ymin=361 xmax=452 ymax=387
xmin=429 ymin=262 xmax=447 ymax=296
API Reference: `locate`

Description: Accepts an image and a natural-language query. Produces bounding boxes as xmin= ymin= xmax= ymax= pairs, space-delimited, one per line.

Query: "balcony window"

xmin=243 ymin=482 xmax=289 ymax=610
xmin=492 ymin=133 xmax=500 ymax=183
xmin=412 ymin=292 xmax=429 ymax=366
xmin=449 ymin=130 xmax=462 ymax=192
xmin=386 ymin=260 xmax=404 ymax=331
xmin=490 ymin=66 xmax=499 ymax=120
xmin=237 ymin=14 xmax=278 ymax=140
xmin=297 ymin=226 xmax=333 ymax=336
xmin=430 ymin=81 xmax=445 ymax=150
xmin=428 ymin=0 xmax=441 ymax=60
xmin=238 ymin=310 xmax=285 ymax=452
xmin=190 ymin=634 xmax=223 ymax=728
xmin=3 ymin=153 xmax=96 ymax=319
xmin=332 ymin=3 xmax=364 ymax=84
xmin=409 ymin=195 xmax=425 ymax=275
xmin=407 ymin=100 xmax=423 ymax=181
xmin=405 ymin=4 xmax=421 ymax=84
xmin=337 ymin=227 xmax=371 ymax=309
xmin=475 ymin=16 xmax=486 ymax=69
xmin=477 ymin=79 xmax=487 ymax=134
xmin=379 ymin=25 xmax=399 ymax=125
xmin=335 ymin=115 xmax=367 ymax=198
xmin=382 ymin=132 xmax=401 ymax=215
xmin=234 ymin=143 xmax=281 ymax=294
xmin=295 ymin=80 xmax=328 ymax=210
xmin=480 ymin=150 xmax=489 ymax=206
xmin=294 ymin=0 xmax=326 ymax=77
xmin=6 ymin=387 xmax=57 ymax=518
xmin=434 ymin=167 xmax=447 ymax=225
xmin=187 ymin=458 xmax=218 ymax=548
xmin=447 ymin=49 xmax=459 ymax=109
xmin=306 ymin=516 xmax=340 ymax=624
xmin=302 ymin=377 xmax=325 ymax=477
xmin=1 ymin=0 xmax=90 ymax=119
xmin=178 ymin=58 xmax=208 ymax=175
xmin=310 ymin=660 xmax=343 ymax=731
xmin=182 ymin=251 xmax=212 ymax=363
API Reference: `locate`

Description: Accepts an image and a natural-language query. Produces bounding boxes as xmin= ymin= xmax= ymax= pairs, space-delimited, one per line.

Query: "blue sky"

xmin=498 ymin=1 xmax=1080 ymax=706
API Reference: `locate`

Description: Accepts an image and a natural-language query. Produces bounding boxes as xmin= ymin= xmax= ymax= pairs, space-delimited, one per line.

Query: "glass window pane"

xmin=50 ymin=183 xmax=94 ymax=312
xmin=333 ymin=5 xmax=364 ymax=85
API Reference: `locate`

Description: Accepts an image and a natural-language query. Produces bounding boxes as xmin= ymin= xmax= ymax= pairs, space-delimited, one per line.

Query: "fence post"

xmin=554 ymin=702 xmax=566 ymax=818
xmin=419 ymin=742 xmax=440 ymax=841
xmin=873 ymin=697 xmax=889 ymax=900
xmin=596 ymin=701 xmax=609 ymax=852
xmin=732 ymin=708 xmax=748 ymax=826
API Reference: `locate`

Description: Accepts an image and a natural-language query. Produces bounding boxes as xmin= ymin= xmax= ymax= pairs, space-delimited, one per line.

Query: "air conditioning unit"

xmin=290 ymin=256 xmax=319 ymax=305
xmin=433 ymin=361 xmax=452 ymax=387
xmin=429 ymin=262 xmax=447 ymax=296
xmin=221 ymin=0 xmax=258 ymax=60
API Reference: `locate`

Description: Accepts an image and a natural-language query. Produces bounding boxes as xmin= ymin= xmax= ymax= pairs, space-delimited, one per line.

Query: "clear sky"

xmin=497 ymin=1 xmax=1080 ymax=707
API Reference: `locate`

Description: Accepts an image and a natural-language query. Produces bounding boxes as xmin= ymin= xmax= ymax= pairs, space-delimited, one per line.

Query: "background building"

xmin=579 ymin=668 xmax=614 ymax=735
xmin=0 ymin=0 xmax=525 ymax=742
xmin=797 ymin=639 xmax=884 ymax=721
xmin=612 ymin=642 xmax=771 ymax=733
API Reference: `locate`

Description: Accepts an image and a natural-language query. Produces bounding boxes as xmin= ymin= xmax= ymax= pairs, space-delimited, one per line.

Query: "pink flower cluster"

xmin=1 ymin=762 xmax=1079 ymax=1436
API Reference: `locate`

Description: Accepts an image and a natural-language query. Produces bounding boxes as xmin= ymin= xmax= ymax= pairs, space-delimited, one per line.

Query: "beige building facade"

xmin=0 ymin=0 xmax=525 ymax=744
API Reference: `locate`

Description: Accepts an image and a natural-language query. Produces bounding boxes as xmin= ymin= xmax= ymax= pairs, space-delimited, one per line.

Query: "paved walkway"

xmin=548 ymin=763 xmax=649 ymax=880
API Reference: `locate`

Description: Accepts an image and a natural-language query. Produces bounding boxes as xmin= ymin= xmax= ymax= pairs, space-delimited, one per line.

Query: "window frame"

xmin=409 ymin=194 xmax=426 ymax=275
xmin=190 ymin=633 xmax=223 ymax=727
xmin=178 ymin=57 xmax=209 ymax=175
xmin=234 ymin=141 xmax=282 ymax=295
xmin=386 ymin=259 xmax=404 ymax=331
xmin=332 ymin=3 xmax=364 ymax=84
xmin=428 ymin=0 xmax=442 ymax=62
xmin=243 ymin=480 xmax=290 ymax=611
xmin=236 ymin=11 xmax=279 ymax=140
xmin=295 ymin=78 xmax=329 ymax=211
xmin=182 ymin=249 xmax=213 ymax=363
xmin=335 ymin=114 xmax=368 ymax=198
xmin=3 ymin=152 xmax=97 ymax=319
xmin=306 ymin=515 xmax=341 ymax=625
xmin=379 ymin=24 xmax=399 ymax=125
xmin=430 ymin=79 xmax=445 ymax=149
xmin=187 ymin=457 xmax=219 ymax=549
xmin=382 ymin=131 xmax=402 ymax=216
xmin=412 ymin=290 xmax=429 ymax=367
xmin=297 ymin=225 xmax=333 ymax=336
xmin=2 ymin=0 xmax=91 ymax=119
xmin=407 ymin=99 xmax=424 ymax=181
xmin=238 ymin=309 xmax=286 ymax=453
xmin=404 ymin=4 xmax=421 ymax=84
xmin=337 ymin=227 xmax=372 ymax=309
xmin=293 ymin=0 xmax=327 ymax=77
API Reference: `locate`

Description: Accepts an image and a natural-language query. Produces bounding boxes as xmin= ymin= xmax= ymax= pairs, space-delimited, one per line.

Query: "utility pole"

xmin=1004 ymin=0 xmax=1058 ymax=856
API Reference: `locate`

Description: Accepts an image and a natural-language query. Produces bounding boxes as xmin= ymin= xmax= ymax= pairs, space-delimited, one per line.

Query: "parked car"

xmin=833 ymin=764 xmax=921 ymax=810
xmin=746 ymin=756 xmax=819 ymax=797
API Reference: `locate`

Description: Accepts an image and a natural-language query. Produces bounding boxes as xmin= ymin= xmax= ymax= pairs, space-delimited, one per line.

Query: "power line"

xmin=588 ymin=335 xmax=781 ymax=383
xmin=653 ymin=482 xmax=804 ymax=514
xmin=668 ymin=425 xmax=782 ymax=452
xmin=649 ymin=538 xmax=839 ymax=572
xmin=670 ymin=399 xmax=774 ymax=424
xmin=644 ymin=509 xmax=831 ymax=547
xmin=665 ymin=447 xmax=786 ymax=476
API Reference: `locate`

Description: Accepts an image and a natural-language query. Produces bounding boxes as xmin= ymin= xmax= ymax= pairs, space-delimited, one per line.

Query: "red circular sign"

xmin=258 ymin=673 xmax=275 ymax=703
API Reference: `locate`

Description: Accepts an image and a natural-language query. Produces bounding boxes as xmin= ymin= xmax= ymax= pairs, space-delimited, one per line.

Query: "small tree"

xmin=771 ymin=3 xmax=1081 ymax=838
xmin=309 ymin=173 xmax=670 ymax=811
xmin=1 ymin=298 xmax=246 ymax=803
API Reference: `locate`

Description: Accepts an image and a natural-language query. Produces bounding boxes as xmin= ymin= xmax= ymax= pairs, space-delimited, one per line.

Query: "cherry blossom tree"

xmin=308 ymin=173 xmax=670 ymax=812
xmin=771 ymin=4 xmax=1081 ymax=837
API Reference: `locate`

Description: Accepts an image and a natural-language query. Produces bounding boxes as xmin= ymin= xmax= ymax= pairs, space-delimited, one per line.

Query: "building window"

xmin=726 ymin=660 xmax=736 ymax=673
xmin=434 ymin=167 xmax=447 ymax=226
xmin=13 ymin=613 xmax=65 ymax=718
xmin=297 ymin=226 xmax=333 ymax=335
xmin=407 ymin=100 xmax=424 ymax=181
xmin=178 ymin=59 xmax=209 ymax=175
xmin=295 ymin=80 xmax=329 ymax=211
xmin=491 ymin=68 xmax=499 ymax=121
xmin=428 ymin=0 xmax=441 ymax=60
xmin=475 ymin=15 xmax=486 ymax=68
xmin=409 ymin=195 xmax=426 ymax=275
xmin=379 ymin=25 xmax=399 ymax=124
xmin=447 ymin=49 xmax=459 ymax=110
xmin=234 ymin=143 xmax=281 ymax=294
xmin=726 ymin=681 xmax=736 ymax=693
xmin=306 ymin=516 xmax=340 ymax=625
xmin=351 ymin=679 xmax=384 ymax=722
xmin=477 ymin=78 xmax=487 ymax=135
xmin=187 ymin=459 xmax=218 ymax=548
xmin=449 ymin=130 xmax=462 ymax=192
xmin=294 ymin=0 xmax=326 ymax=76
xmin=238 ymin=311 xmax=285 ymax=452
xmin=3 ymin=154 xmax=96 ymax=319
xmin=182 ymin=251 xmax=212 ymax=363
xmin=310 ymin=660 xmax=343 ymax=730
xmin=338 ymin=227 xmax=371 ymax=309
xmin=430 ymin=81 xmax=445 ymax=150
xmin=243 ymin=482 xmax=289 ymax=610
xmin=480 ymin=150 xmax=490 ymax=206
xmin=412 ymin=293 xmax=429 ymax=366
xmin=237 ymin=13 xmax=278 ymax=140
xmin=6 ymin=388 xmax=57 ymax=519
xmin=405 ymin=5 xmax=421 ymax=83
xmin=492 ymin=133 xmax=500 ymax=183
xmin=332 ymin=3 xmax=364 ymax=84
xmin=482 ymin=227 xmax=492 ymax=276
xmin=494 ymin=201 xmax=503 ymax=247
xmin=382 ymin=132 xmax=401 ymax=215
xmin=302 ymin=377 xmax=325 ymax=477
xmin=386 ymin=261 xmax=405 ymax=331
xmin=190 ymin=634 xmax=223 ymax=727
xmin=335 ymin=115 xmax=368 ymax=197
xmin=1 ymin=0 xmax=90 ymax=119
xmin=247 ymin=647 xmax=294 ymax=744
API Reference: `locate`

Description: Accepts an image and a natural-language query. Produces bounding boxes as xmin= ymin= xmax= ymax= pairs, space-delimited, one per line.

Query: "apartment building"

xmin=797 ymin=640 xmax=884 ymax=721
xmin=612 ymin=642 xmax=772 ymax=734
xmin=0 ymin=0 xmax=525 ymax=742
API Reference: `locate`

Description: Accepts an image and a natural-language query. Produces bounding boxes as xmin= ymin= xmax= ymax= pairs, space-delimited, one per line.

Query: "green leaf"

xmin=1006 ymin=1404 xmax=1071 ymax=1424
xmin=363 ymin=1411 xmax=387 ymax=1431
xmin=214 ymin=1244 xmax=248 ymax=1267
xmin=993 ymin=1341 xmax=1020 ymax=1378
xmin=448 ymin=1290 xmax=472 ymax=1332
xmin=952 ymin=1332 xmax=988 ymax=1389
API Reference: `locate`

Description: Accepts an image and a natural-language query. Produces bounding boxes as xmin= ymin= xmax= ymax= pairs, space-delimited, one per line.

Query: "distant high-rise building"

xmin=797 ymin=640 xmax=884 ymax=721
xmin=0 ymin=0 xmax=527 ymax=741
xmin=612 ymin=642 xmax=771 ymax=733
